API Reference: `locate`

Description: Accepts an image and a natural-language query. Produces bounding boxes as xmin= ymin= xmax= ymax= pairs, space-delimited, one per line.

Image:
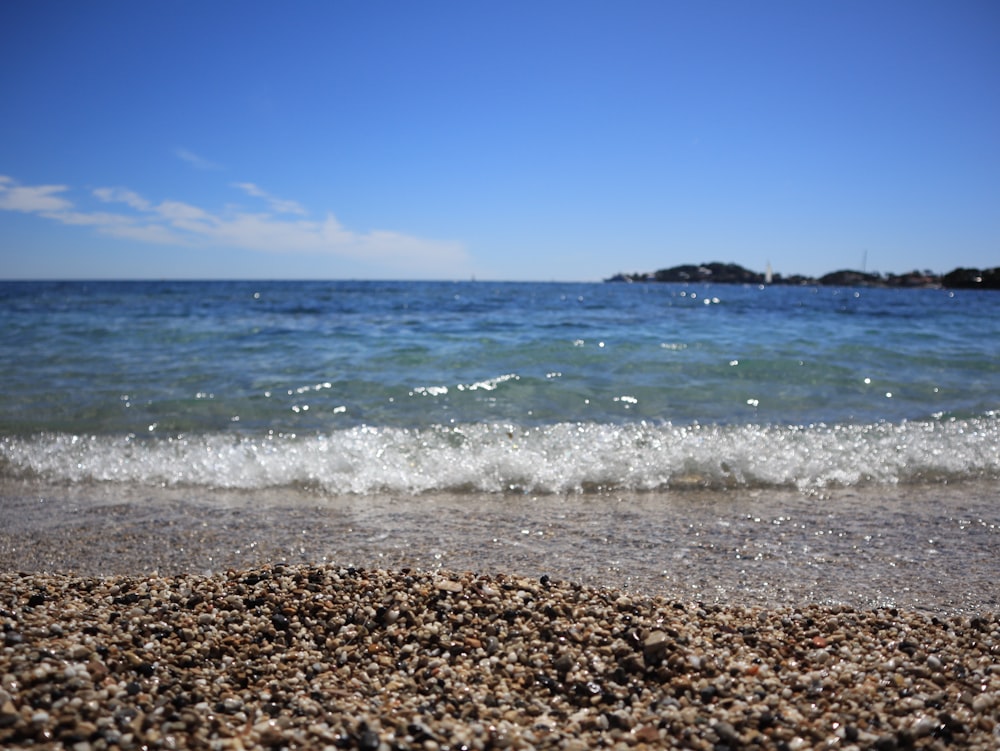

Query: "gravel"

xmin=2 ymin=564 xmax=999 ymax=749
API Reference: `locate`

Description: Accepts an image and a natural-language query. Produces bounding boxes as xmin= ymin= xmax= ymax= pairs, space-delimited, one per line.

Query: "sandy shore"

xmin=2 ymin=564 xmax=999 ymax=750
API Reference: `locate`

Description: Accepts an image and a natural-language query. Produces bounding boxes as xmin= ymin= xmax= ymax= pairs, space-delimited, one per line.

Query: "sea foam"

xmin=2 ymin=415 xmax=997 ymax=495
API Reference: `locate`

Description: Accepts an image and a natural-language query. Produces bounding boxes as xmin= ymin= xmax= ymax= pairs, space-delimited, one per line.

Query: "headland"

xmin=607 ymin=262 xmax=1000 ymax=289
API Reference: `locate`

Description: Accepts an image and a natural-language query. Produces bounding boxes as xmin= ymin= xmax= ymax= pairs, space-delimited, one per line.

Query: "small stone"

xmin=271 ymin=613 xmax=290 ymax=630
xmin=714 ymin=721 xmax=739 ymax=744
xmin=0 ymin=700 xmax=19 ymax=727
xmin=254 ymin=719 xmax=285 ymax=747
xmin=971 ymin=693 xmax=995 ymax=713
xmin=634 ymin=725 xmax=660 ymax=743
xmin=642 ymin=630 xmax=670 ymax=664
xmin=910 ymin=716 xmax=937 ymax=738
xmin=358 ymin=727 xmax=380 ymax=751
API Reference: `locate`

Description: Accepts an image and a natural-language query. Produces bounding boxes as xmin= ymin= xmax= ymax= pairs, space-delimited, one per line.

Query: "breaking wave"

xmin=2 ymin=415 xmax=998 ymax=495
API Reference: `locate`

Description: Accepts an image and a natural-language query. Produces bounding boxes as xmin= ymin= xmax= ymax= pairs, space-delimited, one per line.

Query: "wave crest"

xmin=2 ymin=416 xmax=998 ymax=494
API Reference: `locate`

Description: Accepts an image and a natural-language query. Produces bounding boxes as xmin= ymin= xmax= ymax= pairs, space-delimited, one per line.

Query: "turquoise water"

xmin=1 ymin=280 xmax=998 ymax=494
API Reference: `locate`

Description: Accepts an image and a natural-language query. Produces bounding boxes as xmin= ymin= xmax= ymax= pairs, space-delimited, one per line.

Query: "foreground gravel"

xmin=1 ymin=565 xmax=998 ymax=750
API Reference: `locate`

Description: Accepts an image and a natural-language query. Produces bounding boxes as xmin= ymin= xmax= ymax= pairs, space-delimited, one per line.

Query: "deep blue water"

xmin=1 ymin=280 xmax=998 ymax=494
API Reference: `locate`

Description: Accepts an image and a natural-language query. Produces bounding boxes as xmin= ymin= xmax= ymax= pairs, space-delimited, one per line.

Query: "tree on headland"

xmin=607 ymin=262 xmax=1000 ymax=289
xmin=942 ymin=267 xmax=1000 ymax=289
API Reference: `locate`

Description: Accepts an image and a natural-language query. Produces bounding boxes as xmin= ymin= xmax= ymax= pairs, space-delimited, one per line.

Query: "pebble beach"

xmin=2 ymin=478 xmax=1000 ymax=748
xmin=2 ymin=564 xmax=999 ymax=750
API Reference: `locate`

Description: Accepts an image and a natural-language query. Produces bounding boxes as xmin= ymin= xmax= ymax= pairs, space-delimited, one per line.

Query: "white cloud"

xmin=41 ymin=210 xmax=136 ymax=228
xmin=0 ymin=176 xmax=73 ymax=212
xmin=100 ymin=222 xmax=186 ymax=245
xmin=233 ymin=182 xmax=267 ymax=198
xmin=155 ymin=199 xmax=215 ymax=230
xmin=232 ymin=182 xmax=307 ymax=215
xmin=93 ymin=187 xmax=151 ymax=211
xmin=174 ymin=148 xmax=223 ymax=171
xmin=321 ymin=215 xmax=355 ymax=246
xmin=0 ymin=174 xmax=469 ymax=274
xmin=268 ymin=197 xmax=307 ymax=215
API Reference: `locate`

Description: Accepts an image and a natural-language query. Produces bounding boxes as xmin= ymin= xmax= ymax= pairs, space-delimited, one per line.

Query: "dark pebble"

xmin=271 ymin=613 xmax=290 ymax=631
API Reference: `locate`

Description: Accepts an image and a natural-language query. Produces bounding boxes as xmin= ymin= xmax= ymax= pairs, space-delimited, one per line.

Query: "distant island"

xmin=606 ymin=262 xmax=1000 ymax=290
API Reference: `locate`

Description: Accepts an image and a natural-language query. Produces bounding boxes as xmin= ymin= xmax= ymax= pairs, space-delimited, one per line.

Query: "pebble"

xmin=1 ymin=565 xmax=998 ymax=749
xmin=642 ymin=629 xmax=671 ymax=664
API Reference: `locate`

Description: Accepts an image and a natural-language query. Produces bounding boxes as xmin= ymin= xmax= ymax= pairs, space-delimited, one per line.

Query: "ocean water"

xmin=1 ymin=279 xmax=998 ymax=495
xmin=2 ymin=279 xmax=999 ymax=610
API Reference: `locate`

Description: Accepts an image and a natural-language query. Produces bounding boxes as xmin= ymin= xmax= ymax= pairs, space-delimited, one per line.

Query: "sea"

xmin=1 ymin=280 xmax=998 ymax=611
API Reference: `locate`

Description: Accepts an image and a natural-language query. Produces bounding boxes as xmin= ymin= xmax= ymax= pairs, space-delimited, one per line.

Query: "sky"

xmin=1 ymin=1 xmax=997 ymax=281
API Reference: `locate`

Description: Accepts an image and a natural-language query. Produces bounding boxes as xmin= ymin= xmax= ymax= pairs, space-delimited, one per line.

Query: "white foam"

xmin=2 ymin=415 xmax=998 ymax=495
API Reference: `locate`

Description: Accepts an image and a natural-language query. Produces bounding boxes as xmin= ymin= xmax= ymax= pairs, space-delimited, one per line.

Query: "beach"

xmin=3 ymin=480 xmax=1000 ymax=749
xmin=4 ymin=0 xmax=1000 ymax=737
xmin=2 ymin=281 xmax=998 ymax=747
xmin=2 ymin=555 xmax=999 ymax=749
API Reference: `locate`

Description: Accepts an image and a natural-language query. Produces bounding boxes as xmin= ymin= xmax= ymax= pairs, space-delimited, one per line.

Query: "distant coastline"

xmin=606 ymin=262 xmax=1000 ymax=289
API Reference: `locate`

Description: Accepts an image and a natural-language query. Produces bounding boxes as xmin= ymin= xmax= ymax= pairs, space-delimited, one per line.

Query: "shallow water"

xmin=3 ymin=478 xmax=997 ymax=614
xmin=1 ymin=280 xmax=998 ymax=494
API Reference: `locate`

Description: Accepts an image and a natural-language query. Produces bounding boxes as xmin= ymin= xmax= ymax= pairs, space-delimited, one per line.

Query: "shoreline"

xmin=2 ymin=564 xmax=999 ymax=749
xmin=2 ymin=479 xmax=999 ymax=614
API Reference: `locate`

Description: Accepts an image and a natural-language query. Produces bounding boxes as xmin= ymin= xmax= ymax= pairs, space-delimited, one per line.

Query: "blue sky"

xmin=1 ymin=1 xmax=997 ymax=281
